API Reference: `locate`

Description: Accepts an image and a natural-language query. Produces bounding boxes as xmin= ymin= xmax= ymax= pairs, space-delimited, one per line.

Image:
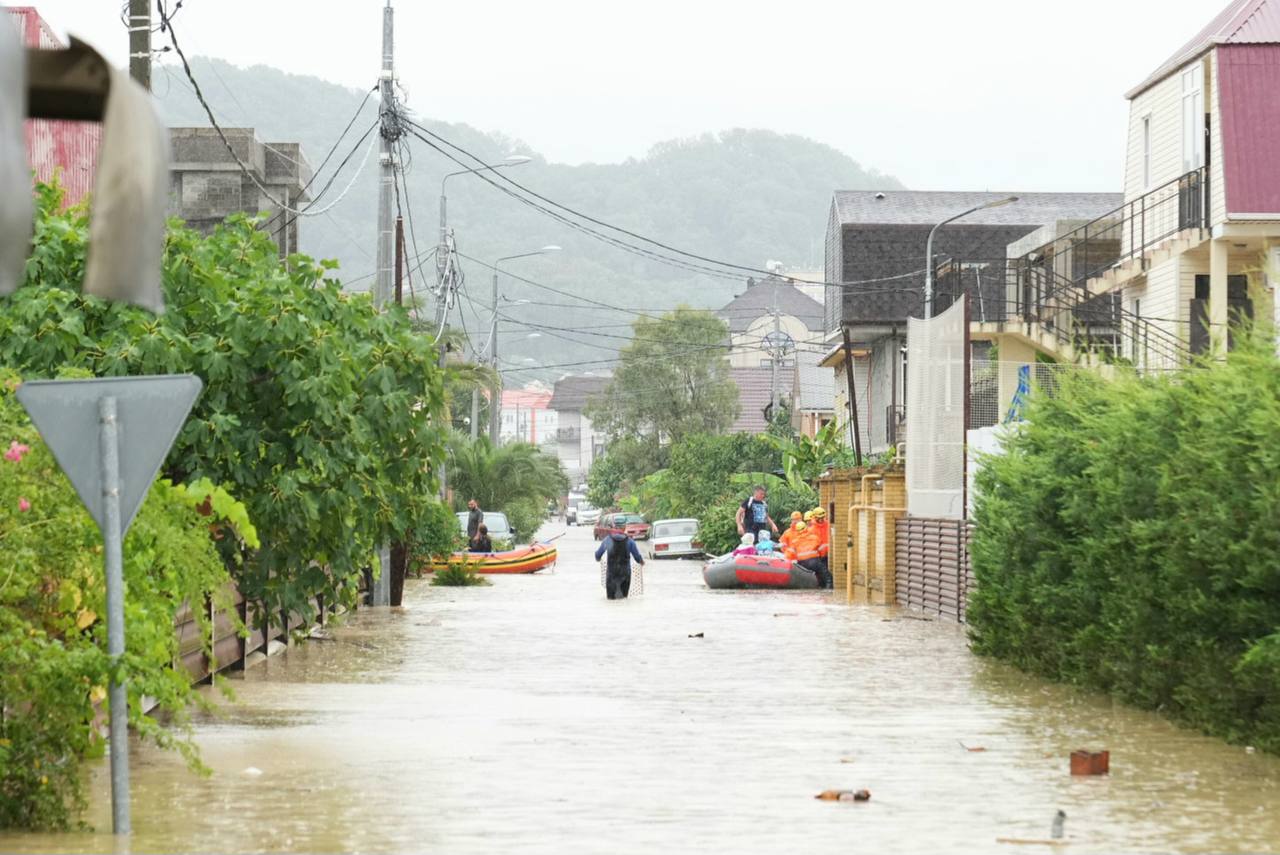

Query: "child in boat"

xmin=468 ymin=524 xmax=493 ymax=553
xmin=732 ymin=533 xmax=757 ymax=557
xmin=755 ymin=530 xmax=778 ymax=556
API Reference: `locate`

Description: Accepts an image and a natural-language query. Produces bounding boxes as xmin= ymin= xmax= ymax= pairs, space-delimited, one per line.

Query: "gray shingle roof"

xmin=729 ymin=367 xmax=773 ymax=434
xmin=549 ymin=375 xmax=611 ymax=412
xmin=718 ymin=276 xmax=825 ymax=334
xmin=833 ymin=191 xmax=1123 ymax=228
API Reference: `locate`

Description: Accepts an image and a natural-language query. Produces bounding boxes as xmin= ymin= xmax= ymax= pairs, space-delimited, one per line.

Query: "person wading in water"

xmin=594 ymin=530 xmax=646 ymax=600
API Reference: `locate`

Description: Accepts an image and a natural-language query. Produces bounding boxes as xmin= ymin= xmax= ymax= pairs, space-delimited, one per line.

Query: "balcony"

xmin=557 ymin=426 xmax=581 ymax=443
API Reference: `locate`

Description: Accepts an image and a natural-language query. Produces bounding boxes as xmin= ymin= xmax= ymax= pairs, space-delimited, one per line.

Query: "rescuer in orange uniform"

xmin=809 ymin=507 xmax=832 ymax=589
xmin=778 ymin=511 xmax=804 ymax=556
xmin=791 ymin=520 xmax=830 ymax=588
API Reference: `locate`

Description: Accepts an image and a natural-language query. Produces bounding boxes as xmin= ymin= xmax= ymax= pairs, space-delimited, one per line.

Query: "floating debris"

xmin=688 ymin=632 xmax=704 ymax=638
xmin=815 ymin=789 xmax=870 ymax=802
xmin=958 ymin=741 xmax=987 ymax=752
xmin=1070 ymin=749 xmax=1110 ymax=776
xmin=1051 ymin=810 xmax=1066 ymax=839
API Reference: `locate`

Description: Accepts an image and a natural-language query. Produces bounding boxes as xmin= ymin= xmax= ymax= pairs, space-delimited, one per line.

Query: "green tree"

xmin=0 ymin=185 xmax=450 ymax=632
xmin=586 ymin=307 xmax=739 ymax=443
xmin=586 ymin=435 xmax=668 ymax=509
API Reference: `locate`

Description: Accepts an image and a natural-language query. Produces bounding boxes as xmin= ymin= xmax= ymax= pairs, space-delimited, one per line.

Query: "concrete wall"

xmin=169 ymin=127 xmax=311 ymax=260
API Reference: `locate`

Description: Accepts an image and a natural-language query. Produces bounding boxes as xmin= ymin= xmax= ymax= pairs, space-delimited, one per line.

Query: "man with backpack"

xmin=594 ymin=529 xmax=646 ymax=600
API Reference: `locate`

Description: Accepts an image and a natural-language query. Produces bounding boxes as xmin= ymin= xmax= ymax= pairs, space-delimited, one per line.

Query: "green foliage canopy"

xmin=586 ymin=307 xmax=739 ymax=444
xmin=0 ymin=185 xmax=450 ymax=629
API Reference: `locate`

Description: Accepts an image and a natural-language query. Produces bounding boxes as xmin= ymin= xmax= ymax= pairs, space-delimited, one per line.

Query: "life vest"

xmin=812 ymin=520 xmax=831 ymax=557
xmin=794 ymin=527 xmax=822 ymax=562
xmin=779 ymin=523 xmax=801 ymax=553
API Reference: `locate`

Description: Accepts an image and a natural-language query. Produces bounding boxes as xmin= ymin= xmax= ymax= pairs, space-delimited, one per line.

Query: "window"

xmin=1181 ymin=63 xmax=1204 ymax=172
xmin=1142 ymin=116 xmax=1152 ymax=188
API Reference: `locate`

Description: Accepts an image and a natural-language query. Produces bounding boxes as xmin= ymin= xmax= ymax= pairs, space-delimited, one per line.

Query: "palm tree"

xmin=446 ymin=433 xmax=568 ymax=512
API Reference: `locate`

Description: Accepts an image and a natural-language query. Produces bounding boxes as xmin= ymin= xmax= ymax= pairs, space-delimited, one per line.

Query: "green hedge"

xmin=969 ymin=333 xmax=1280 ymax=752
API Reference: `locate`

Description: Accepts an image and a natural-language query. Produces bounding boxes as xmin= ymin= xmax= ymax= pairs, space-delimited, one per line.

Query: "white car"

xmin=577 ymin=504 xmax=601 ymax=526
xmin=648 ymin=518 xmax=702 ymax=559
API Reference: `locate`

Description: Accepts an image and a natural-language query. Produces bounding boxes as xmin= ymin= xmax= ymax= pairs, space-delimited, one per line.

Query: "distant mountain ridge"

xmin=155 ymin=58 xmax=903 ymax=376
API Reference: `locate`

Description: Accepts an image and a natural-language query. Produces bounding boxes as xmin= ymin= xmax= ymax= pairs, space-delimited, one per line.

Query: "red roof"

xmin=8 ymin=8 xmax=101 ymax=208
xmin=1128 ymin=0 xmax=1280 ymax=98
xmin=500 ymin=389 xmax=553 ymax=409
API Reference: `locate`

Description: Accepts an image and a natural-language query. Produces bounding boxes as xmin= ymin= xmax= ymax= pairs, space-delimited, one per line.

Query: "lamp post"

xmin=478 ymin=251 xmax=559 ymax=441
xmin=436 ymin=155 xmax=531 ymax=311
xmin=923 ymin=196 xmax=1018 ymax=318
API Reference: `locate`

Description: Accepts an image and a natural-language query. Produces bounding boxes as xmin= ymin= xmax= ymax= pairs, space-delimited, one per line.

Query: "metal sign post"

xmin=16 ymin=375 xmax=203 ymax=835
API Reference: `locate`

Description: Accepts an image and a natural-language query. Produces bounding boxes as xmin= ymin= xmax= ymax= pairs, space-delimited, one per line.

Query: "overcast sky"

xmin=32 ymin=0 xmax=1212 ymax=191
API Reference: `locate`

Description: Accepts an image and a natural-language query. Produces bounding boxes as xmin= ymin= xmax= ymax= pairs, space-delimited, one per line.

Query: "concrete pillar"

xmin=1210 ymin=238 xmax=1229 ymax=358
xmin=996 ymin=335 xmax=1037 ymax=422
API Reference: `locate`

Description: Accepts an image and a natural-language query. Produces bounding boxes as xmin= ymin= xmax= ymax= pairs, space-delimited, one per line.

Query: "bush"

xmin=0 ymin=374 xmax=253 ymax=829
xmin=969 ymin=331 xmax=1280 ymax=753
xmin=407 ymin=500 xmax=464 ymax=567
xmin=504 ymin=496 xmax=547 ymax=544
xmin=430 ymin=559 xmax=491 ymax=587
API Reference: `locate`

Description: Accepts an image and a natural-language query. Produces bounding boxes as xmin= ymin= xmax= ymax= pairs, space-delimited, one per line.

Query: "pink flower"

xmin=18 ymin=497 xmax=30 ymax=513
xmin=4 ymin=441 xmax=30 ymax=463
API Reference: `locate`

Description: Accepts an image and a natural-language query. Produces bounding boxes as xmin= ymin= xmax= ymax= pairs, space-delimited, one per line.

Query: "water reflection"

xmin=1 ymin=526 xmax=1277 ymax=853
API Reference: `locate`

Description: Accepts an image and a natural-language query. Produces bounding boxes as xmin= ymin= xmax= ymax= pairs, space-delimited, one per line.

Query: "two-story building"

xmin=499 ymin=387 xmax=557 ymax=448
xmin=1007 ymin=0 xmax=1280 ymax=368
xmin=822 ymin=190 xmax=1123 ymax=451
xmin=549 ymin=374 xmax=610 ymax=485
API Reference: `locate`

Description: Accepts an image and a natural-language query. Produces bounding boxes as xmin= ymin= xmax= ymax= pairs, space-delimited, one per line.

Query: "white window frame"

xmin=1181 ymin=61 xmax=1205 ymax=173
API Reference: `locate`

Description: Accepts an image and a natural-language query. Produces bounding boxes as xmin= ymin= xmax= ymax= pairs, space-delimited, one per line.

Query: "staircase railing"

xmin=1014 ymin=166 xmax=1208 ymax=287
xmin=1003 ymin=258 xmax=1191 ymax=372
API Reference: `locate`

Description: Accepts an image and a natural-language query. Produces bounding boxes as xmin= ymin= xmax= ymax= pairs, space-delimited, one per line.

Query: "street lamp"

xmin=923 ymin=196 xmax=1018 ymax=318
xmin=436 ymin=155 xmax=532 ymax=296
xmin=470 ymin=252 xmax=560 ymax=441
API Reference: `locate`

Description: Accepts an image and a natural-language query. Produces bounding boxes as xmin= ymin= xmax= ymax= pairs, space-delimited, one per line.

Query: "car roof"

xmin=653 ymin=518 xmax=699 ymax=525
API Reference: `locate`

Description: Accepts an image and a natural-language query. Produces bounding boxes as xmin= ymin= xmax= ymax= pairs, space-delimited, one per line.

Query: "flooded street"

xmin=3 ymin=523 xmax=1279 ymax=854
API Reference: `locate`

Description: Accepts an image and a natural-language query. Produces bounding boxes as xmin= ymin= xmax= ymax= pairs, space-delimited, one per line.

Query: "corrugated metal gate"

xmin=894 ymin=517 xmax=973 ymax=623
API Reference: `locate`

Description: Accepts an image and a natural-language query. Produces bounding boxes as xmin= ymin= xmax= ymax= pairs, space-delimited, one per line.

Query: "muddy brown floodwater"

xmin=2 ymin=524 xmax=1279 ymax=854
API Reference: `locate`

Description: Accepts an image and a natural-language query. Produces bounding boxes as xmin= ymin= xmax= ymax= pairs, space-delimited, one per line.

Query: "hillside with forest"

xmin=155 ymin=59 xmax=902 ymax=378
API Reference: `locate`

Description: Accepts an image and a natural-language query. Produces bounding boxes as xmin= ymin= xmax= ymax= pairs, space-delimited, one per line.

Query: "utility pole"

xmin=489 ymin=268 xmax=501 ymax=444
xmin=127 ymin=0 xmax=150 ymax=90
xmin=370 ymin=0 xmax=397 ymax=607
xmin=374 ymin=0 xmax=397 ymax=311
xmin=769 ymin=280 xmax=780 ymax=414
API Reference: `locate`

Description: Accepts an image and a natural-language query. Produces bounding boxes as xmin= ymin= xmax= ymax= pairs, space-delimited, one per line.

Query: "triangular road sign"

xmin=16 ymin=375 xmax=203 ymax=535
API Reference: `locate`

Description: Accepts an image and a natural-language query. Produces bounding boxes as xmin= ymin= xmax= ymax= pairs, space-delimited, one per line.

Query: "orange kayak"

xmin=424 ymin=542 xmax=557 ymax=574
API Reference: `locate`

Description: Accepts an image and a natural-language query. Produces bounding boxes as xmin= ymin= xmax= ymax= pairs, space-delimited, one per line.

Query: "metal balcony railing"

xmin=556 ymin=426 xmax=581 ymax=443
xmin=1015 ymin=166 xmax=1208 ymax=288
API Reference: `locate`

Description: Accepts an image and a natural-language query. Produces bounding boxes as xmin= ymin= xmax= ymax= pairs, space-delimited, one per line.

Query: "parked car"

xmin=455 ymin=511 xmax=515 ymax=544
xmin=576 ymin=503 xmax=601 ymax=527
xmin=594 ymin=512 xmax=651 ymax=541
xmin=647 ymin=518 xmax=702 ymax=559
